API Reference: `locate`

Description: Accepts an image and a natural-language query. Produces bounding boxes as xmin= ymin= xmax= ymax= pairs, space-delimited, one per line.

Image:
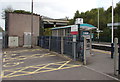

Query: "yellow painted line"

xmin=3 ymin=49 xmax=41 ymax=54
xmin=58 ymin=61 xmax=70 ymax=69
xmin=4 ymin=66 xmax=30 ymax=77
xmin=92 ymin=49 xmax=111 ymax=54
xmin=33 ymin=64 xmax=51 ymax=73
xmin=3 ymin=63 xmax=81 ymax=78
xmin=3 ymin=61 xmax=69 ymax=72
xmin=4 ymin=65 xmax=81 ymax=78
xmin=3 ymin=53 xmax=53 ymax=62
xmin=3 ymin=60 xmax=80 ymax=77
xmin=3 ymin=62 xmax=24 ymax=67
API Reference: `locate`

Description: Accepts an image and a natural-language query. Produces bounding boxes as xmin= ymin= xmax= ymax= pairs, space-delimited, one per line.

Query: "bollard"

xmin=83 ymin=37 xmax=87 ymax=65
xmin=114 ymin=38 xmax=119 ymax=76
xmin=119 ymin=43 xmax=120 ymax=75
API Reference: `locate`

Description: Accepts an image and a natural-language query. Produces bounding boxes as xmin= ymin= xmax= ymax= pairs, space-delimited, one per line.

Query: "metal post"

xmin=31 ymin=0 xmax=33 ymax=48
xmin=114 ymin=38 xmax=118 ymax=76
xmin=73 ymin=35 xmax=76 ymax=61
xmin=98 ymin=8 xmax=100 ymax=43
xmin=78 ymin=24 xmax=81 ymax=42
xmin=111 ymin=43 xmax=114 ymax=58
xmin=61 ymin=37 xmax=64 ymax=54
xmin=49 ymin=36 xmax=51 ymax=51
xmin=90 ymin=30 xmax=93 ymax=55
xmin=112 ymin=0 xmax=114 ymax=44
xmin=83 ymin=37 xmax=87 ymax=65
xmin=111 ymin=0 xmax=114 ymax=58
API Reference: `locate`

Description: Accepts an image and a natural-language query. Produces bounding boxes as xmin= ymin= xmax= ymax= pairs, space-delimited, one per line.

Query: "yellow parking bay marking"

xmin=3 ymin=61 xmax=81 ymax=78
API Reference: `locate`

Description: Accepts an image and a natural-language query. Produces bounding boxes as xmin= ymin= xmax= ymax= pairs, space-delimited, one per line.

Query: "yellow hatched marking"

xmin=33 ymin=64 xmax=51 ymax=73
xmin=3 ymin=49 xmax=42 ymax=55
xmin=4 ymin=66 xmax=30 ymax=77
xmin=58 ymin=61 xmax=70 ymax=69
xmin=3 ymin=62 xmax=24 ymax=67
xmin=3 ymin=53 xmax=55 ymax=62
xmin=3 ymin=61 xmax=81 ymax=78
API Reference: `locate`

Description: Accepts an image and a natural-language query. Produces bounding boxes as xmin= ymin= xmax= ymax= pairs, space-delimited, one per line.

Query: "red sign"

xmin=70 ymin=25 xmax=78 ymax=35
xmin=71 ymin=31 xmax=78 ymax=35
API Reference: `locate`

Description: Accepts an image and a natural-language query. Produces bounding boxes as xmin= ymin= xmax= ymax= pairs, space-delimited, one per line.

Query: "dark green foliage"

xmin=13 ymin=10 xmax=31 ymax=14
xmin=68 ymin=1 xmax=120 ymax=42
xmin=43 ymin=28 xmax=52 ymax=36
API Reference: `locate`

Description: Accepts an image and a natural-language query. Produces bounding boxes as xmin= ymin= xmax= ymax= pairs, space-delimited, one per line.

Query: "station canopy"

xmin=51 ymin=23 xmax=97 ymax=30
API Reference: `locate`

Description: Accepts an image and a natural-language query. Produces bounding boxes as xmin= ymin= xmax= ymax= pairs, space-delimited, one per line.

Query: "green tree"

xmin=13 ymin=10 xmax=31 ymax=14
xmin=43 ymin=28 xmax=52 ymax=36
xmin=68 ymin=10 xmax=80 ymax=25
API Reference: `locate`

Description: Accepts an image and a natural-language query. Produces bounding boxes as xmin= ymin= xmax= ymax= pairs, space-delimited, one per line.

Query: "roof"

xmin=51 ymin=24 xmax=97 ymax=30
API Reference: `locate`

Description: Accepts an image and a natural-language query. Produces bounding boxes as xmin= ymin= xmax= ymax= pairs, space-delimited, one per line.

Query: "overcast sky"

xmin=0 ymin=0 xmax=119 ymax=30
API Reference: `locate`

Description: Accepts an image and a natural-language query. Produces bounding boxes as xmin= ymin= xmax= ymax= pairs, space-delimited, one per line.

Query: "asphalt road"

xmin=2 ymin=47 xmax=119 ymax=80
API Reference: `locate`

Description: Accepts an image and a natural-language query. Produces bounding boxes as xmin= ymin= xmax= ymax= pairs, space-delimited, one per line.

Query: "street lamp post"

xmin=97 ymin=8 xmax=100 ymax=43
xmin=111 ymin=0 xmax=114 ymax=58
xmin=31 ymin=0 xmax=33 ymax=48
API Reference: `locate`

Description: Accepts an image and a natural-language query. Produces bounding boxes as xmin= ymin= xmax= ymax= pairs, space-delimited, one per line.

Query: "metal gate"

xmin=38 ymin=36 xmax=49 ymax=49
xmin=76 ymin=37 xmax=84 ymax=62
xmin=50 ymin=36 xmax=61 ymax=53
xmin=38 ymin=36 xmax=85 ymax=62
xmin=63 ymin=37 xmax=73 ymax=57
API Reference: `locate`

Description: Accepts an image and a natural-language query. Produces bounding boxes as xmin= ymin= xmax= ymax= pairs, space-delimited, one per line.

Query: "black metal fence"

xmin=38 ymin=36 xmax=49 ymax=49
xmin=2 ymin=32 xmax=8 ymax=48
xmin=50 ymin=37 xmax=61 ymax=53
xmin=63 ymin=37 xmax=73 ymax=57
xmin=38 ymin=36 xmax=85 ymax=61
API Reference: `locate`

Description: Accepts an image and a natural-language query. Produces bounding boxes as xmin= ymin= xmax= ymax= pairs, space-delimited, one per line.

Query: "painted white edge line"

xmin=83 ymin=65 xmax=120 ymax=81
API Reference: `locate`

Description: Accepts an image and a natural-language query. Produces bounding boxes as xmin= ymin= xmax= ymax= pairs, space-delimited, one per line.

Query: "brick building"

xmin=5 ymin=12 xmax=40 ymax=47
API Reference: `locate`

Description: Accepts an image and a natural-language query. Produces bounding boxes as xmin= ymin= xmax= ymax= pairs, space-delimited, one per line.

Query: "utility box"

xmin=8 ymin=36 xmax=18 ymax=47
xmin=23 ymin=32 xmax=31 ymax=47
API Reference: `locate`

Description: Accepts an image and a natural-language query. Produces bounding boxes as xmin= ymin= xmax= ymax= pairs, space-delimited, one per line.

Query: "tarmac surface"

xmin=1 ymin=46 xmax=120 ymax=81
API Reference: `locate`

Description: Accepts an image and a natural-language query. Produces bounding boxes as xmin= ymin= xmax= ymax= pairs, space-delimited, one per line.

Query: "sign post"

xmin=107 ymin=22 xmax=120 ymax=59
xmin=74 ymin=18 xmax=84 ymax=62
xmin=73 ymin=35 xmax=77 ymax=61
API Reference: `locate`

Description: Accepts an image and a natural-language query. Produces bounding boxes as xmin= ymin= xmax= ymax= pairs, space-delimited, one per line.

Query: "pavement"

xmin=87 ymin=49 xmax=115 ymax=77
xmin=1 ymin=46 xmax=120 ymax=81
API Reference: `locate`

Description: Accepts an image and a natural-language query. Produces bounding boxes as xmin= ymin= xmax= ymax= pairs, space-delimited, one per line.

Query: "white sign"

xmin=71 ymin=25 xmax=78 ymax=32
xmin=107 ymin=22 xmax=120 ymax=26
xmin=75 ymin=18 xmax=83 ymax=24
